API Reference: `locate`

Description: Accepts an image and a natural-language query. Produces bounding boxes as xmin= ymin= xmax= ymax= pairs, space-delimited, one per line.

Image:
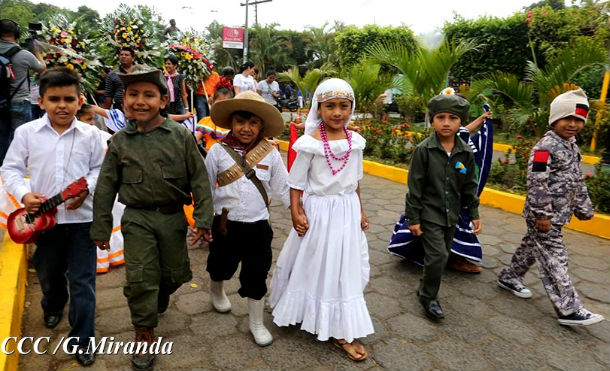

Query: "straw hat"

xmin=211 ymin=91 xmax=284 ymax=137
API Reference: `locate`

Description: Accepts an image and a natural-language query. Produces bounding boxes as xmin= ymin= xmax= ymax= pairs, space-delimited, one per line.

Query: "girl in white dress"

xmin=269 ymin=78 xmax=373 ymax=361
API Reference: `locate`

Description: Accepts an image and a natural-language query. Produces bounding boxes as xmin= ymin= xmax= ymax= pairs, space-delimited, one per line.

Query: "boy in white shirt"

xmin=1 ymin=67 xmax=104 ymax=366
xmin=204 ymin=91 xmax=289 ymax=347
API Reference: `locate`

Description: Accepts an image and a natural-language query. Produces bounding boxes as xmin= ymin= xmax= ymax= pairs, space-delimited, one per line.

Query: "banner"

xmin=222 ymin=27 xmax=244 ymax=49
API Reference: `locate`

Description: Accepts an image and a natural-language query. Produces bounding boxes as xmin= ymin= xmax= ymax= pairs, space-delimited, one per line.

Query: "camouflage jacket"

xmin=523 ymin=130 xmax=593 ymax=225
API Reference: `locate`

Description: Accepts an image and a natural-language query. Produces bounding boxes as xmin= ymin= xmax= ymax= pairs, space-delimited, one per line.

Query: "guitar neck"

xmin=31 ymin=193 xmax=64 ymax=217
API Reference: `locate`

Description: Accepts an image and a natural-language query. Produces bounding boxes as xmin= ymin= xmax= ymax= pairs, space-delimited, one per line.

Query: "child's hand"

xmin=361 ymin=211 xmax=370 ymax=231
xmin=22 ymin=192 xmax=45 ymax=213
xmin=190 ymin=227 xmax=213 ymax=244
xmin=472 ymin=219 xmax=482 ymax=235
xmin=291 ymin=207 xmax=309 ymax=237
xmin=536 ymin=219 xmax=551 ymax=232
xmin=409 ymin=224 xmax=423 ymax=236
xmin=66 ymin=190 xmax=89 ymax=210
xmin=94 ymin=240 xmax=111 ymax=251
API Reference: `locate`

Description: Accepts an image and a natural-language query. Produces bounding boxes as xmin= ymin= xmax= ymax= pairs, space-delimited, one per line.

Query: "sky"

xmin=32 ymin=0 xmax=547 ymax=35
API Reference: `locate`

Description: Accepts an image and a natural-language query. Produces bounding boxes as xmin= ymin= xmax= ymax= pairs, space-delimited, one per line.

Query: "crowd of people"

xmin=0 ymin=16 xmax=605 ymax=370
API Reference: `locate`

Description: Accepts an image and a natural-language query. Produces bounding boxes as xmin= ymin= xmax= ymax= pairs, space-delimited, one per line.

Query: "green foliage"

xmin=335 ymin=25 xmax=417 ymax=69
xmin=470 ymin=38 xmax=607 ymax=136
xmin=444 ymin=2 xmax=610 ymax=80
xmin=303 ymin=23 xmax=339 ymax=69
xmin=584 ymin=164 xmax=609 ymax=213
xmin=277 ymin=67 xmax=331 ymax=108
xmin=343 ymin=62 xmax=391 ymax=118
xmin=367 ymin=39 xmax=480 ymax=109
xmin=488 ymin=135 xmax=535 ymax=193
xmin=248 ymin=23 xmax=293 ymax=74
xmin=204 ymin=20 xmax=241 ymax=70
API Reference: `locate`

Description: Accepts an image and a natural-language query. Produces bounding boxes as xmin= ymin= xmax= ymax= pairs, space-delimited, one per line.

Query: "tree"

xmin=248 ymin=23 xmax=293 ymax=74
xmin=278 ymin=66 xmax=334 ymax=108
xmin=304 ymin=22 xmax=338 ymax=68
xmin=204 ymin=21 xmax=240 ymax=70
xmin=335 ymin=25 xmax=417 ymax=69
xmin=342 ymin=62 xmax=391 ymax=120
xmin=367 ymin=39 xmax=480 ymax=109
xmin=469 ymin=38 xmax=608 ymax=136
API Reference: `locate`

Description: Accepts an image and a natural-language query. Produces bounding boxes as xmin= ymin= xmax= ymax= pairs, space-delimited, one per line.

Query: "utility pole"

xmin=240 ymin=0 xmax=272 ymax=63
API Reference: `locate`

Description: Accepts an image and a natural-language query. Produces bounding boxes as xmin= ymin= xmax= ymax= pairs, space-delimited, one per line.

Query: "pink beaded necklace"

xmin=319 ymin=122 xmax=352 ymax=175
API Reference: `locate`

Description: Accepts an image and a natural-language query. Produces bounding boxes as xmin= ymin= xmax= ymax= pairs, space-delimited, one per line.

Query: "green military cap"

xmin=427 ymin=93 xmax=470 ymax=124
xmin=118 ymin=64 xmax=168 ymax=95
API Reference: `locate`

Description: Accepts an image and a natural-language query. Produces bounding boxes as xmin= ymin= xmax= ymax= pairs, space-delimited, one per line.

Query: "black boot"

xmin=132 ymin=326 xmax=155 ymax=370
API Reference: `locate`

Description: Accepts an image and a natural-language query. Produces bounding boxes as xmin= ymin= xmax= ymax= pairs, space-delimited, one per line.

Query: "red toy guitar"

xmin=7 ymin=177 xmax=88 ymax=244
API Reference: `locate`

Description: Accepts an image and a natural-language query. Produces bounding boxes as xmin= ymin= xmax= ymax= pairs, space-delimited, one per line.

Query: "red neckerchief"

xmin=221 ymin=131 xmax=263 ymax=156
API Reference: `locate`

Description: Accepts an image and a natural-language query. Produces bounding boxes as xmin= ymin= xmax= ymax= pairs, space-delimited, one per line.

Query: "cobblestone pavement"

xmin=18 ymin=173 xmax=609 ymax=371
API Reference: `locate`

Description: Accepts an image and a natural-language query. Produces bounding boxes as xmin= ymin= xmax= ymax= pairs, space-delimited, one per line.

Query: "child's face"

xmin=553 ymin=116 xmax=585 ymax=140
xmin=317 ymin=98 xmax=352 ymax=131
xmin=38 ymin=85 xmax=82 ymax=128
xmin=231 ymin=113 xmax=263 ymax=145
xmin=124 ymin=81 xmax=168 ymax=123
xmin=78 ymin=111 xmax=95 ymax=125
xmin=431 ymin=112 xmax=461 ymax=138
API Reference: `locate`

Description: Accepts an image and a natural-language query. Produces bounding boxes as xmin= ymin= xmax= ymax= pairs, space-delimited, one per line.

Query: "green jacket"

xmin=405 ymin=131 xmax=479 ymax=227
xmin=90 ymin=118 xmax=214 ymax=241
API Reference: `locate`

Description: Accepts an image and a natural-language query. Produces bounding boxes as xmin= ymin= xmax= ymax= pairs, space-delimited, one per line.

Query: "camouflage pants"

xmin=498 ymin=220 xmax=582 ymax=316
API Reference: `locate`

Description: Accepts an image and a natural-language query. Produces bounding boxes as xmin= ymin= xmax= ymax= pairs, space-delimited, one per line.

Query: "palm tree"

xmin=248 ymin=23 xmax=293 ymax=74
xmin=343 ymin=61 xmax=391 ymax=121
xmin=366 ymin=39 xmax=480 ymax=108
xmin=278 ymin=66 xmax=335 ymax=108
xmin=469 ymin=38 xmax=607 ymax=136
xmin=304 ymin=22 xmax=338 ymax=68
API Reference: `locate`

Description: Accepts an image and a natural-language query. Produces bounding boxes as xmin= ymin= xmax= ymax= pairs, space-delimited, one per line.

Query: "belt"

xmin=130 ymin=204 xmax=183 ymax=214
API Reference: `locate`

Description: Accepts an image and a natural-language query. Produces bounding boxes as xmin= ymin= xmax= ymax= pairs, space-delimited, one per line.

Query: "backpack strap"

xmin=217 ymin=141 xmax=273 ymax=207
xmin=1 ymin=46 xmax=27 ymax=102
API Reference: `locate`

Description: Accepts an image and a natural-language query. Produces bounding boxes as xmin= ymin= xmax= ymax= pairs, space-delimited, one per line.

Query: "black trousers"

xmin=33 ymin=223 xmax=96 ymax=346
xmin=206 ymin=218 xmax=273 ymax=300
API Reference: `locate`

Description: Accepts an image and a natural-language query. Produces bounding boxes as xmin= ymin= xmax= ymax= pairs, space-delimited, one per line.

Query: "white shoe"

xmin=497 ymin=279 xmax=533 ymax=299
xmin=248 ymin=299 xmax=273 ymax=347
xmin=558 ymin=308 xmax=605 ymax=326
xmin=210 ymin=280 xmax=231 ymax=313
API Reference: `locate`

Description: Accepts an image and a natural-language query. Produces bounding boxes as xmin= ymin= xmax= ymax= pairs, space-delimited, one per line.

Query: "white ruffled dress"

xmin=269 ymin=132 xmax=374 ymax=342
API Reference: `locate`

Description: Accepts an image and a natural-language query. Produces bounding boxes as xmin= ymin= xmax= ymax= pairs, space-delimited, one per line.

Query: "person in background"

xmin=257 ymin=70 xmax=280 ymax=111
xmin=195 ymin=60 xmax=220 ymax=120
xmin=164 ymin=54 xmax=188 ymax=115
xmin=233 ymin=61 xmax=256 ymax=94
xmin=163 ymin=19 xmax=180 ymax=40
xmin=103 ymin=46 xmax=135 ymax=112
xmin=0 ymin=18 xmax=46 ymax=164
xmin=94 ymin=66 xmax=111 ymax=104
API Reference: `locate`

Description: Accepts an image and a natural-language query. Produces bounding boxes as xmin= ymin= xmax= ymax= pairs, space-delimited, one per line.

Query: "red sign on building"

xmin=222 ymin=27 xmax=244 ymax=49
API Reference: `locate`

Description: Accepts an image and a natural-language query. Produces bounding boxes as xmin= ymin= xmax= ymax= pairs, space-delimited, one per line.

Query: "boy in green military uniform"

xmin=404 ymin=93 xmax=481 ymax=321
xmin=90 ymin=65 xmax=213 ymax=370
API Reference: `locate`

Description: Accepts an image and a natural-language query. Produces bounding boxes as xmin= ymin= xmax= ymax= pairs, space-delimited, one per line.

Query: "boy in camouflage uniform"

xmin=497 ymin=89 xmax=604 ymax=326
xmin=91 ymin=65 xmax=214 ymax=369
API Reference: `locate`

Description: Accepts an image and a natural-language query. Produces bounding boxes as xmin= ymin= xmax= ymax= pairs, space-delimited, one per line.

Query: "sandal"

xmin=331 ymin=338 xmax=367 ymax=362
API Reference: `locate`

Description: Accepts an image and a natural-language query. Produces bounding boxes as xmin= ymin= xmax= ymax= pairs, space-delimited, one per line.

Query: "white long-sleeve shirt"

xmin=205 ymin=142 xmax=290 ymax=222
xmin=0 ymin=114 xmax=105 ymax=224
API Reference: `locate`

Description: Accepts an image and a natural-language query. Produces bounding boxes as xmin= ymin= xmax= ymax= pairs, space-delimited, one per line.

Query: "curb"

xmin=277 ymin=139 xmax=609 ymax=239
xmin=0 ymin=233 xmax=28 ymax=371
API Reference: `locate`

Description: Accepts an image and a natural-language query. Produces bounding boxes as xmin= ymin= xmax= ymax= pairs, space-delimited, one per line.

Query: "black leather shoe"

xmin=158 ymin=291 xmax=170 ymax=314
xmin=420 ymin=299 xmax=444 ymax=320
xmin=44 ymin=314 xmax=62 ymax=329
xmin=75 ymin=346 xmax=95 ymax=367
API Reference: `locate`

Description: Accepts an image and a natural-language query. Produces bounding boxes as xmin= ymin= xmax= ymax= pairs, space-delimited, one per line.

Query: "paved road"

xmin=18 ymin=172 xmax=609 ymax=371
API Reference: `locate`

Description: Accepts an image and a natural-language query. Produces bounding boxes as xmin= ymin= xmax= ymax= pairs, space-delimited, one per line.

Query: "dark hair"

xmin=231 ymin=110 xmax=261 ymax=121
xmin=120 ymin=46 xmax=135 ymax=57
xmin=222 ymin=66 xmax=235 ymax=78
xmin=214 ymin=87 xmax=234 ymax=100
xmin=39 ymin=67 xmax=81 ymax=97
xmin=0 ymin=19 xmax=21 ymax=39
xmin=254 ymin=68 xmax=259 ymax=74
xmin=266 ymin=70 xmax=276 ymax=77
xmin=102 ymin=66 xmax=112 ymax=73
xmin=239 ymin=61 xmax=255 ymax=73
xmin=76 ymin=104 xmax=93 ymax=118
xmin=165 ymin=54 xmax=178 ymax=65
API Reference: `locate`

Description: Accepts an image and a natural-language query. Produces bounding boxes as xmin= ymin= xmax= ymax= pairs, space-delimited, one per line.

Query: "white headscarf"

xmin=304 ymin=78 xmax=356 ymax=135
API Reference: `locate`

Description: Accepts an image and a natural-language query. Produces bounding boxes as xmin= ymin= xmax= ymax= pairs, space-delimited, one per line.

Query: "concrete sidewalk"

xmin=18 ymin=173 xmax=609 ymax=371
